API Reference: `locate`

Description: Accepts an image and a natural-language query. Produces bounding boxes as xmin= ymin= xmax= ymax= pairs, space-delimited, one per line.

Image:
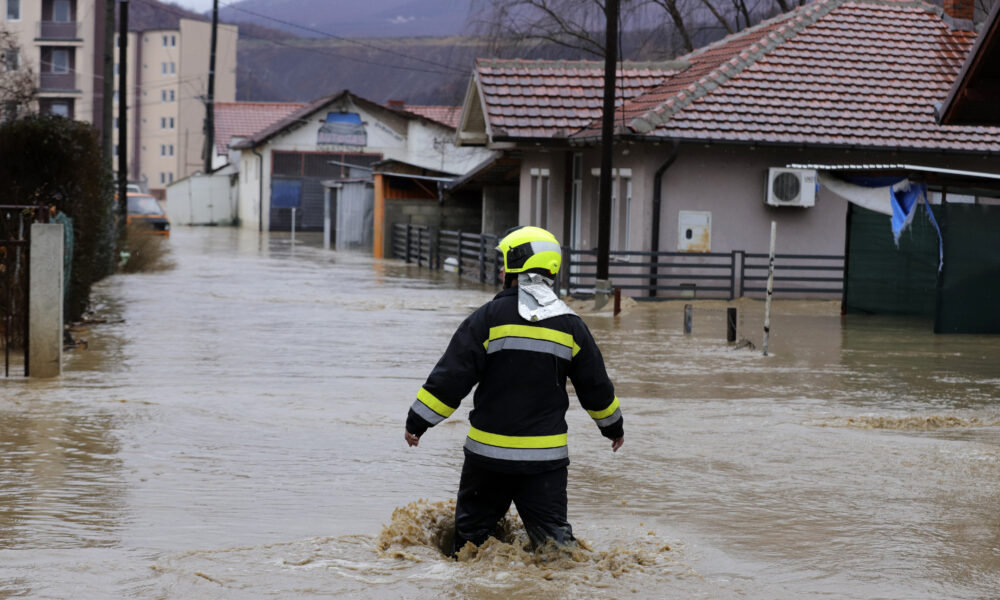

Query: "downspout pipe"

xmin=649 ymin=140 xmax=680 ymax=297
xmin=253 ymin=148 xmax=264 ymax=233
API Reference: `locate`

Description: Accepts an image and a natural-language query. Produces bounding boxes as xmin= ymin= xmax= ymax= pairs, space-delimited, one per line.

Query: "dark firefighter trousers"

xmin=452 ymin=460 xmax=575 ymax=556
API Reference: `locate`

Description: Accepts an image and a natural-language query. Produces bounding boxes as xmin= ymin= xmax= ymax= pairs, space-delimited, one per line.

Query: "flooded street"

xmin=3 ymin=227 xmax=999 ymax=599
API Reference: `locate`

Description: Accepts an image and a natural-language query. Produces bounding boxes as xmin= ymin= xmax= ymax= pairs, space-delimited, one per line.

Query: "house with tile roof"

xmin=229 ymin=90 xmax=492 ymax=235
xmin=212 ymin=102 xmax=307 ymax=169
xmin=455 ymin=0 xmax=1000 ymax=298
xmin=937 ymin=0 xmax=1000 ymax=126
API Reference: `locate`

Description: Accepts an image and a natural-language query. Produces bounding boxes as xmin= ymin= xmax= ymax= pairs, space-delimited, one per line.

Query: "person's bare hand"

xmin=611 ymin=437 xmax=624 ymax=452
xmin=405 ymin=430 xmax=420 ymax=447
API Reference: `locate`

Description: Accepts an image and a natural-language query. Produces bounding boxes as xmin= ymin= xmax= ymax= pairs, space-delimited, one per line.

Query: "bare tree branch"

xmin=0 ymin=26 xmax=37 ymax=121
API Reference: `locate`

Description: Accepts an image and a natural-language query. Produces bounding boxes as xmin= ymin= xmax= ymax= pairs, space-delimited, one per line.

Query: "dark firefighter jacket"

xmin=406 ymin=286 xmax=623 ymax=474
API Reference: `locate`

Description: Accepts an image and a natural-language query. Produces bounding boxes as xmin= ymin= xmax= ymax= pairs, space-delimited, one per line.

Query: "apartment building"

xmin=116 ymin=18 xmax=237 ymax=198
xmin=2 ymin=2 xmax=237 ymax=198
xmin=2 ymin=0 xmax=104 ymax=123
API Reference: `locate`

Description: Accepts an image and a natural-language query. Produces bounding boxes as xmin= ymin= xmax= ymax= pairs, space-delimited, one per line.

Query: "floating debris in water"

xmin=817 ymin=415 xmax=1000 ymax=430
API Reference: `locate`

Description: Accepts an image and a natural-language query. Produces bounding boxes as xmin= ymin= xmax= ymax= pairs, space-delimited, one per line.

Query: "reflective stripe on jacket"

xmin=406 ymin=286 xmax=622 ymax=473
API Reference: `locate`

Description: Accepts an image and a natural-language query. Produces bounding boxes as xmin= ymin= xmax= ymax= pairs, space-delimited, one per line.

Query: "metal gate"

xmin=0 ymin=204 xmax=50 ymax=376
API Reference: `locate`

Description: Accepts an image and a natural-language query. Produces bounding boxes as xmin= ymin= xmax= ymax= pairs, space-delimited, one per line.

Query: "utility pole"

xmin=117 ymin=0 xmax=129 ymax=249
xmin=595 ymin=0 xmax=619 ymax=310
xmin=202 ymin=0 xmax=219 ymax=174
xmin=101 ymin=0 xmax=115 ymax=167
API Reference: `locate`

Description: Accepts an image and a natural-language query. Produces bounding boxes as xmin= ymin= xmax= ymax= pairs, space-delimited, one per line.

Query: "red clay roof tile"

xmin=473 ymin=0 xmax=998 ymax=151
xmin=214 ymin=102 xmax=305 ymax=155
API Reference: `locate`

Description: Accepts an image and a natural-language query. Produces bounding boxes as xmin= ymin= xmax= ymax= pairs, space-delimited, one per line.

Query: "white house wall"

xmin=234 ymin=99 xmax=492 ymax=229
xmin=237 ymin=148 xmax=271 ymax=231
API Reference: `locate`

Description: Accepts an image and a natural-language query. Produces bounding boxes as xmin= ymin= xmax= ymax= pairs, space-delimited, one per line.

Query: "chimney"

xmin=387 ymin=99 xmax=406 ymax=110
xmin=943 ymin=0 xmax=974 ymax=30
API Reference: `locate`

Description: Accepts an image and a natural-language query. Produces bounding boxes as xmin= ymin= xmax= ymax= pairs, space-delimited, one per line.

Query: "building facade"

xmin=115 ymin=18 xmax=237 ymax=198
xmin=2 ymin=4 xmax=236 ymax=199
xmin=2 ymin=0 xmax=104 ymax=123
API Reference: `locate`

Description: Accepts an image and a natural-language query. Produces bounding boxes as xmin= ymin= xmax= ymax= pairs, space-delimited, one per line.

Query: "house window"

xmin=591 ymin=167 xmax=632 ymax=252
xmin=168 ymin=89 xmax=174 ymax=101
xmin=171 ymin=35 xmax=176 ymax=46
xmin=6 ymin=0 xmax=19 ymax=20
xmin=160 ymin=117 xmax=174 ymax=129
xmin=168 ymin=172 xmax=173 ymax=184
xmin=114 ymin=116 xmax=118 ymax=129
xmin=162 ymin=35 xmax=169 ymax=47
xmin=160 ymin=144 xmax=166 ymax=156
xmin=50 ymin=49 xmax=70 ymax=74
xmin=161 ymin=62 xmax=167 ymax=74
xmin=1 ymin=49 xmax=18 ymax=72
xmin=620 ymin=173 xmax=632 ymax=251
xmin=2 ymin=100 xmax=17 ymax=122
xmin=169 ymin=62 xmax=175 ymax=74
xmin=113 ymin=89 xmax=118 ymax=103
xmin=49 ymin=101 xmax=70 ymax=117
xmin=52 ymin=0 xmax=71 ymax=22
xmin=530 ymin=168 xmax=550 ymax=229
xmin=114 ymin=144 xmax=118 ymax=156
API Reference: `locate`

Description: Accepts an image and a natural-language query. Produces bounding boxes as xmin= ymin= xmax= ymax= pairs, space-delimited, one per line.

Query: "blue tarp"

xmin=889 ymin=183 xmax=943 ymax=271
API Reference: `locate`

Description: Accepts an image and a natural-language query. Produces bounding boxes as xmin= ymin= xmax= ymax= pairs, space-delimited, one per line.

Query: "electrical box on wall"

xmin=766 ymin=168 xmax=817 ymax=207
xmin=678 ymin=210 xmax=711 ymax=252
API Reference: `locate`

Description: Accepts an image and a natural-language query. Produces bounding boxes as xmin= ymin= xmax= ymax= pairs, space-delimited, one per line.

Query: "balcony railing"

xmin=39 ymin=72 xmax=77 ymax=91
xmin=37 ymin=21 xmax=81 ymax=41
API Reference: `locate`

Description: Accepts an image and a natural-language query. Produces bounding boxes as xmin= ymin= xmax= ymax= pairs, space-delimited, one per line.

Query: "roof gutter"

xmin=649 ymin=140 xmax=680 ymax=298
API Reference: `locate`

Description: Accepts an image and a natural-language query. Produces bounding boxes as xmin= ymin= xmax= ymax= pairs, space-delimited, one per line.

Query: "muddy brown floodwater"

xmin=2 ymin=227 xmax=999 ymax=599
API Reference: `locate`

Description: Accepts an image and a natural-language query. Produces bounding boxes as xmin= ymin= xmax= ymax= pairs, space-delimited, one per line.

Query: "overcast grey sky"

xmin=174 ymin=0 xmax=213 ymax=13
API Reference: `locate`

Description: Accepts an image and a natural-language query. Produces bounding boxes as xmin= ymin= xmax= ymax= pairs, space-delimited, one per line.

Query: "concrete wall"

xmin=236 ymin=147 xmax=269 ymax=231
xmin=28 ymin=224 xmax=64 ymax=378
xmin=481 ymin=185 xmax=518 ymax=236
xmin=385 ymin=197 xmax=481 ymax=234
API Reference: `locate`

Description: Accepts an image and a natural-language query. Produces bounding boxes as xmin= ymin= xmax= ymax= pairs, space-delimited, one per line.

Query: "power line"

xmin=130 ymin=0 xmax=465 ymax=77
xmin=217 ymin=0 xmax=468 ymax=74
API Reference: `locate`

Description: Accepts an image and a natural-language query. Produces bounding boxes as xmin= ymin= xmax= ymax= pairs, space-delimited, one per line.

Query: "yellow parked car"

xmin=126 ymin=193 xmax=171 ymax=237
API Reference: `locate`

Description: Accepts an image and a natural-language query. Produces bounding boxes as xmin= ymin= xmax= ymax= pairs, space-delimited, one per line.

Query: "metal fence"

xmin=1 ymin=204 xmax=50 ymax=377
xmin=391 ymin=224 xmax=844 ymax=299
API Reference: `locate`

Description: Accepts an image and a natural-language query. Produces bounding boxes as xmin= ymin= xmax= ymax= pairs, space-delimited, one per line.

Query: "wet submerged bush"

xmin=0 ymin=115 xmax=115 ymax=322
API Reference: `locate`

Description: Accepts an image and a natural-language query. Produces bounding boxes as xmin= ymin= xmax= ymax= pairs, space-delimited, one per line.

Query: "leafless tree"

xmin=0 ymin=26 xmax=36 ymax=121
xmin=471 ymin=0 xmax=804 ymax=59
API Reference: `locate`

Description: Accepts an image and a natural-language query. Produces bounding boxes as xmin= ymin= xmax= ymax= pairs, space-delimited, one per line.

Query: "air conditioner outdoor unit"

xmin=766 ymin=168 xmax=817 ymax=207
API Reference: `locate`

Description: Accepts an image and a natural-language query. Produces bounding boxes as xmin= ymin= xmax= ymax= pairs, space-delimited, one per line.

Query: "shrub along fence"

xmin=391 ymin=223 xmax=844 ymax=299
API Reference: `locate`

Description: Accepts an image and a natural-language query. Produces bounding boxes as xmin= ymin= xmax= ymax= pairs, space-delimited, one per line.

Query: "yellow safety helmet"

xmin=496 ymin=226 xmax=562 ymax=276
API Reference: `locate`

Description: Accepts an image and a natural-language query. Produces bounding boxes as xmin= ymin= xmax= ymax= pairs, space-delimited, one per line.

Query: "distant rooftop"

xmin=470 ymin=0 xmax=1000 ymax=153
xmin=214 ymin=102 xmax=305 ymax=154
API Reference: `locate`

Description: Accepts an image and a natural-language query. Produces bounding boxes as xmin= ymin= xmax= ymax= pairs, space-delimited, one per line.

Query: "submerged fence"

xmin=391 ymin=224 xmax=844 ymax=299
xmin=1 ymin=204 xmax=51 ymax=377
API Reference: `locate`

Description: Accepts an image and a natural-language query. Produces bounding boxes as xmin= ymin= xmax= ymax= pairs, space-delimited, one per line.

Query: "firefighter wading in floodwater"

xmin=404 ymin=226 xmax=624 ymax=556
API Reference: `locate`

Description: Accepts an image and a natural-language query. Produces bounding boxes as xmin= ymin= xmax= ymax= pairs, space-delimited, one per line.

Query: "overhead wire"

xmin=216 ymin=0 xmax=468 ymax=74
xmin=130 ymin=0 xmax=466 ymax=76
